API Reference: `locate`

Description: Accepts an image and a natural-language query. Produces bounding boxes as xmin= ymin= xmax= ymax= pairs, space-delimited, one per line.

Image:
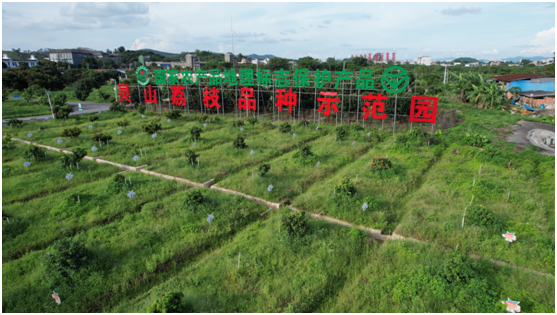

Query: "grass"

xmin=113 ymin=208 xmax=374 ymax=313
xmin=2 ymin=188 xmax=267 ymax=313
xmin=2 ymin=100 xmax=53 ymax=119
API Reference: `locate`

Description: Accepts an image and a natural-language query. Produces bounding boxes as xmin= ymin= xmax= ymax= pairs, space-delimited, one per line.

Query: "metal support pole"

xmin=166 ymin=76 xmax=171 ymax=112
xmin=221 ymin=81 xmax=225 ymax=119
xmin=257 ymin=83 xmax=260 ymax=120
xmin=313 ymin=85 xmax=317 ymax=125
xmin=357 ymin=89 xmax=361 ymax=127
xmin=235 ymin=84 xmax=238 ymax=119
xmin=298 ymin=87 xmax=301 ymax=123
xmin=393 ymin=94 xmax=398 ymax=136
xmin=198 ymin=83 xmax=203 ymax=115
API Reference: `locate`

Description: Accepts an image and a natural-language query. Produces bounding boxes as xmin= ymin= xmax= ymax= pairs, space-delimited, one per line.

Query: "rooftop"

xmin=491 ymin=74 xmax=551 ymax=82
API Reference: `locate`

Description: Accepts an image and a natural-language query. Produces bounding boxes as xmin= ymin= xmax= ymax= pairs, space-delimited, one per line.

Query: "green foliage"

xmin=109 ymin=101 xmax=127 ymax=113
xmin=53 ymin=104 xmax=73 ymax=119
xmin=184 ymin=149 xmax=199 ymax=165
xmin=370 ymin=156 xmax=392 ymax=170
xmin=88 ymin=115 xmax=99 ymax=122
xmin=231 ymin=119 xmax=244 ymax=127
xmin=2 ymin=132 xmax=14 ymax=149
xmin=349 ymin=122 xmax=364 ymax=132
xmin=257 ymin=163 xmax=271 ymax=176
xmin=117 ymin=119 xmax=130 ymax=128
xmin=165 ymin=109 xmax=182 ymax=119
xmin=190 ymin=126 xmax=202 ymax=140
xmin=43 ymin=236 xmax=89 ymax=281
xmin=233 ymin=135 xmax=247 ymax=149
xmin=91 ymin=132 xmax=113 ymax=143
xmin=246 ymin=117 xmax=258 ymax=125
xmin=282 ymin=210 xmax=309 ymax=238
xmin=73 ymin=78 xmax=95 ymax=101
xmin=334 ymin=125 xmax=348 ymax=140
xmin=142 ymin=121 xmax=162 ymax=134
xmin=440 ymin=252 xmax=476 ymax=284
xmin=334 ymin=176 xmax=357 ymax=196
xmin=195 ymin=114 xmax=209 ymax=123
xmin=138 ymin=104 xmax=146 ymax=114
xmin=298 ymin=119 xmax=309 ymax=127
xmin=60 ymin=148 xmax=87 ymax=168
xmin=464 ymin=132 xmax=489 ymax=148
xmin=466 ymin=205 xmax=503 ymax=231
xmin=60 ymin=127 xmax=82 ymax=138
xmin=7 ymin=118 xmax=23 ymax=128
xmin=106 ymin=174 xmax=126 ymax=194
xmin=279 ymin=121 xmax=292 ymax=133
xmin=291 ymin=142 xmax=317 ymax=165
xmin=184 ymin=189 xmax=203 ymax=207
xmin=147 ymin=292 xmax=193 ymax=313
xmin=23 ymin=144 xmax=46 ymax=161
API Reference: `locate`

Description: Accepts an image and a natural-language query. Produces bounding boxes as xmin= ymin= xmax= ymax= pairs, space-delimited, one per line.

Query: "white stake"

xmin=470 ymin=195 xmax=474 ymax=205
xmin=129 ymin=178 xmax=132 ymax=186
xmin=355 ymin=174 xmax=358 ymax=185
xmin=6 ymin=217 xmax=10 ymax=225
xmin=238 ymin=252 xmax=241 ymax=269
xmin=197 ymin=159 xmax=199 ymax=167
xmin=125 ymin=178 xmax=127 ymax=185
xmin=478 ymin=165 xmax=482 ymax=175
xmin=462 ymin=207 xmax=467 ymax=228
xmin=78 ymin=195 xmax=80 ymax=203
xmin=70 ymin=164 xmax=72 ymax=170
xmin=507 ymin=190 xmax=510 ymax=201
xmin=473 ymin=177 xmax=475 ymax=186
xmin=77 ymin=162 xmax=79 ymax=170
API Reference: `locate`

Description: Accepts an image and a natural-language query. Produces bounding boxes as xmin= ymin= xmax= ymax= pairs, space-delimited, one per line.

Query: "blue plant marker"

xmin=91 ymin=146 xmax=97 ymax=152
xmin=193 ymin=142 xmax=197 ymax=147
xmin=353 ymin=141 xmax=355 ymax=147
xmin=23 ymin=161 xmax=31 ymax=168
xmin=117 ymin=130 xmax=122 ymax=135
xmin=368 ymin=132 xmax=370 ymax=137
xmin=315 ymin=127 xmax=319 ymax=131
xmin=203 ymin=123 xmax=207 ymax=127
xmin=127 ymin=190 xmax=136 ymax=199
xmin=267 ymin=184 xmax=273 ymax=192
xmin=65 ymin=173 xmax=73 ymax=180
xmin=89 ymin=125 xmax=93 ymax=129
xmin=142 ymin=115 xmax=146 ymax=119
xmin=240 ymin=127 xmax=244 ymax=132
xmin=207 ymin=213 xmax=215 ymax=227
xmin=362 ymin=202 xmax=368 ymax=211
xmin=167 ymin=119 xmax=171 ymax=123
xmin=133 ymin=155 xmax=139 ymax=162
xmin=57 ymin=139 xmax=62 ymax=144
xmin=45 ymin=117 xmax=49 ymax=121
xmin=293 ymin=133 xmax=296 ymax=138
xmin=152 ymin=134 xmax=156 ymax=139
xmin=317 ymin=161 xmax=320 ymax=168
xmin=250 ymin=150 xmax=254 ymax=156
xmin=27 ymin=133 xmax=33 ymax=138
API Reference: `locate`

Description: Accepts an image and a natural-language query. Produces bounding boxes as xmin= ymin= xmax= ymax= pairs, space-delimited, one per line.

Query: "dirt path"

xmin=507 ymin=120 xmax=555 ymax=155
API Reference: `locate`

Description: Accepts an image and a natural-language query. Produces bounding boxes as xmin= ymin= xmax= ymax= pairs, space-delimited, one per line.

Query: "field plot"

xmin=395 ymin=143 xmax=555 ymax=274
xmin=292 ymin=128 xmax=446 ymax=233
xmin=322 ymin=240 xmax=555 ymax=313
xmin=2 ymin=188 xmax=267 ymax=313
xmin=146 ymin=122 xmax=331 ymax=183
xmin=217 ymin=127 xmax=383 ymax=202
xmin=113 ymin=209 xmax=374 ymax=313
xmin=2 ymin=100 xmax=53 ymax=119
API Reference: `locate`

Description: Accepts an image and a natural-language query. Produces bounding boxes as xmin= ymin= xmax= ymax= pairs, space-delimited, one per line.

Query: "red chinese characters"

xmin=118 ymin=84 xmax=131 ymax=102
xmin=361 ymin=93 xmax=388 ymax=119
xmin=203 ymin=87 xmax=221 ymax=109
xmin=317 ymin=92 xmax=340 ymax=116
xmin=409 ymin=96 xmax=438 ymax=124
xmin=238 ymin=88 xmax=256 ymax=111
xmin=170 ymin=85 xmax=186 ymax=106
xmin=276 ymin=88 xmax=297 ymax=113
xmin=144 ymin=85 xmax=157 ymax=104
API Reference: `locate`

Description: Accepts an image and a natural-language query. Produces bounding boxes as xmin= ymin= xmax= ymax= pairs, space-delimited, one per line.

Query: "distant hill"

xmin=500 ymin=56 xmax=551 ymax=63
xmin=248 ymin=54 xmax=277 ymax=60
xmin=453 ymin=57 xmax=481 ymax=64
xmin=140 ymin=49 xmax=180 ymax=57
xmin=433 ymin=56 xmax=552 ymax=63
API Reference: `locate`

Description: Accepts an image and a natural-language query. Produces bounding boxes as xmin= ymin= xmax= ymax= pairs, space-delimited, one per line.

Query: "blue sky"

xmin=2 ymin=2 xmax=555 ymax=61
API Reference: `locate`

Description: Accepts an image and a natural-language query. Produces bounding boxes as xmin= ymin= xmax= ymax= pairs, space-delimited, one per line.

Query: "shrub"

xmin=23 ymin=145 xmax=46 ymax=161
xmin=232 ymin=119 xmax=244 ymax=127
xmin=464 ymin=133 xmax=489 ymax=148
xmin=73 ymin=78 xmax=94 ymax=101
xmin=246 ymin=117 xmax=258 ymax=125
xmin=334 ymin=125 xmax=348 ymax=140
xmin=370 ymin=157 xmax=392 ymax=170
xmin=349 ymin=122 xmax=364 ymax=132
xmin=409 ymin=126 xmax=424 ymax=138
xmin=88 ymin=115 xmax=99 ymax=122
xmin=60 ymin=148 xmax=87 ymax=168
xmin=184 ymin=189 xmax=203 ymax=207
xmin=91 ymin=132 xmax=113 ymax=143
xmin=190 ymin=126 xmax=202 ymax=140
xmin=109 ymin=101 xmax=127 ymax=113
xmin=466 ymin=205 xmax=503 ymax=230
xmin=257 ymin=163 xmax=271 ymax=176
xmin=43 ymin=237 xmax=89 ymax=280
xmin=165 ymin=109 xmax=182 ymax=119
xmin=142 ymin=121 xmax=162 ymax=134
xmin=196 ymin=114 xmax=209 ymax=122
xmin=147 ymin=292 xmax=193 ymax=313
xmin=282 ymin=211 xmax=309 ymax=238
xmin=334 ymin=176 xmax=357 ymax=196
xmin=440 ymin=252 xmax=476 ymax=284
xmin=61 ymin=127 xmax=82 ymax=138
xmin=233 ymin=136 xmax=247 ymax=149
xmin=184 ymin=149 xmax=199 ymax=165
xmin=395 ymin=133 xmax=409 ymax=144
xmin=298 ymin=119 xmax=309 ymax=127
xmin=291 ymin=142 xmax=317 ymax=165
xmin=279 ymin=122 xmax=292 ymax=133
xmin=53 ymin=104 xmax=73 ymax=119
xmin=2 ymin=132 xmax=13 ymax=149
xmin=138 ymin=104 xmax=146 ymax=114
xmin=106 ymin=174 xmax=126 ymax=194
xmin=117 ymin=119 xmax=130 ymax=128
xmin=7 ymin=118 xmax=23 ymax=128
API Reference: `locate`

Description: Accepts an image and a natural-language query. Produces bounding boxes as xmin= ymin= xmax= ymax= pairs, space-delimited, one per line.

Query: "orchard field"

xmin=2 ymin=99 xmax=554 ymax=312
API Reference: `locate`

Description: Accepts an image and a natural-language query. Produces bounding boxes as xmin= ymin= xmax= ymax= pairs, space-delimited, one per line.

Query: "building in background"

xmin=48 ymin=49 xmax=94 ymax=66
xmin=2 ymin=54 xmax=39 ymax=69
xmin=185 ymin=54 xmax=199 ymax=68
xmin=415 ymin=55 xmax=432 ymax=66
xmin=225 ymin=52 xmax=234 ymax=63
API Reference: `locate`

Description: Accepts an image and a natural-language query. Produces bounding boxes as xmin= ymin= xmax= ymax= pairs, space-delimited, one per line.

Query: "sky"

xmin=2 ymin=1 xmax=555 ymax=61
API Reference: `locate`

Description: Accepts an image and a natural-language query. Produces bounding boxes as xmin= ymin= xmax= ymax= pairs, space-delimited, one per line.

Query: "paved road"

xmin=2 ymin=101 xmax=111 ymax=124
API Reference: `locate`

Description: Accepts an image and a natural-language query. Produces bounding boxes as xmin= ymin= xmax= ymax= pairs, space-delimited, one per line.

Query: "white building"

xmin=415 ymin=55 xmax=432 ymax=66
xmin=260 ymin=58 xmax=270 ymax=65
xmin=2 ymin=54 xmax=39 ymax=69
xmin=251 ymin=58 xmax=260 ymax=65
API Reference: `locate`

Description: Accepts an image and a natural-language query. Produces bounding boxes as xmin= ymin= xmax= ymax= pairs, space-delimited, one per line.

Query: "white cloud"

xmin=441 ymin=7 xmax=481 ymax=16
xmin=520 ymin=27 xmax=555 ymax=56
